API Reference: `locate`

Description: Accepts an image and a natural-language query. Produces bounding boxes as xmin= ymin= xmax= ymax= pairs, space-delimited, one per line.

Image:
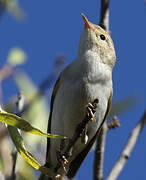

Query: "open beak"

xmin=81 ymin=13 xmax=92 ymax=29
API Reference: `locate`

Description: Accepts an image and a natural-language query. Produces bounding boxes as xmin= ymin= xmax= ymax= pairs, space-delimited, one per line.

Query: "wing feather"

xmin=45 ymin=74 xmax=62 ymax=166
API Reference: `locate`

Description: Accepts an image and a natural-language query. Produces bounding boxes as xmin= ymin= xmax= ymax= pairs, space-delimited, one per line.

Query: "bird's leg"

xmin=86 ymin=99 xmax=98 ymax=122
xmin=81 ymin=99 xmax=98 ymax=144
xmin=55 ymin=99 xmax=99 ymax=177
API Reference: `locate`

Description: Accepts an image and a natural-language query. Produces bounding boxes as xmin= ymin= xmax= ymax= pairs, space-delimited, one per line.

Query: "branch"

xmin=99 ymin=0 xmax=110 ymax=31
xmin=107 ymin=116 xmax=120 ymax=130
xmin=93 ymin=123 xmax=108 ymax=180
xmin=7 ymin=151 xmax=17 ymax=180
xmin=64 ymin=99 xmax=99 ymax=159
xmin=56 ymin=99 xmax=99 ymax=178
xmin=93 ymin=0 xmax=110 ymax=179
xmin=65 ymin=99 xmax=98 ymax=157
xmin=106 ymin=110 xmax=146 ymax=180
xmin=39 ymin=99 xmax=98 ymax=180
xmin=8 ymin=93 xmax=25 ymax=180
xmin=18 ymin=56 xmax=65 ymax=116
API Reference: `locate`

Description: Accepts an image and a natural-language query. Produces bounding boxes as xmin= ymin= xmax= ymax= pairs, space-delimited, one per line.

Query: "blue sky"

xmin=1 ymin=0 xmax=146 ymax=179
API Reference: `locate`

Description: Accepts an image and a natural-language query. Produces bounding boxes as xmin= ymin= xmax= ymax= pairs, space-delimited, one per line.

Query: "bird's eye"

xmin=100 ymin=34 xmax=106 ymax=40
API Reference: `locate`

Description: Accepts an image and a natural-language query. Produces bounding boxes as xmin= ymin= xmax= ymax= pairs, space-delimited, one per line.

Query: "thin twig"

xmin=0 ymin=64 xmax=13 ymax=82
xmin=8 ymin=151 xmax=17 ymax=180
xmin=56 ymin=99 xmax=99 ymax=178
xmin=8 ymin=93 xmax=25 ymax=180
xmin=106 ymin=110 xmax=146 ymax=180
xmin=93 ymin=0 xmax=110 ymax=179
xmin=93 ymin=123 xmax=108 ymax=180
xmin=107 ymin=116 xmax=120 ymax=129
xmin=39 ymin=99 xmax=98 ymax=180
xmin=64 ymin=99 xmax=99 ymax=159
xmin=99 ymin=0 xmax=109 ymax=31
xmin=18 ymin=56 xmax=65 ymax=116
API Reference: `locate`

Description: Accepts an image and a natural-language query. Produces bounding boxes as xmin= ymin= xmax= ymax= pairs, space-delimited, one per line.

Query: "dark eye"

xmin=100 ymin=34 xmax=106 ymax=40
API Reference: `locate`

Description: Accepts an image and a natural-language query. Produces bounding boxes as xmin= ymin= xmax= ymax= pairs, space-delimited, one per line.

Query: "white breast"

xmin=49 ymin=53 xmax=112 ymax=168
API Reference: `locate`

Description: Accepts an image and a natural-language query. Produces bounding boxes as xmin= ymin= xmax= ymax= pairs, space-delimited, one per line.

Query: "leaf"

xmin=0 ymin=111 xmax=65 ymax=139
xmin=7 ymin=126 xmax=54 ymax=176
xmin=7 ymin=47 xmax=27 ymax=66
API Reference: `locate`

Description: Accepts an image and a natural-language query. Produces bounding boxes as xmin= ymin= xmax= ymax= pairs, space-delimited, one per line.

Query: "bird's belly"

xmin=52 ymin=82 xmax=108 ymax=132
xmin=50 ymin=81 xmax=110 ymax=167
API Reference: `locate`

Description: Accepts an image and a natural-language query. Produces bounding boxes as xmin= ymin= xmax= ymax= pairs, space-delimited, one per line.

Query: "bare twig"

xmin=93 ymin=123 xmax=108 ymax=180
xmin=8 ymin=93 xmax=25 ymax=180
xmin=18 ymin=56 xmax=65 ymax=116
xmin=56 ymin=99 xmax=99 ymax=178
xmin=64 ymin=99 xmax=98 ymax=159
xmin=106 ymin=110 xmax=146 ymax=180
xmin=107 ymin=116 xmax=120 ymax=129
xmin=99 ymin=0 xmax=109 ymax=31
xmin=93 ymin=0 xmax=110 ymax=179
xmin=0 ymin=123 xmax=8 ymax=140
xmin=0 ymin=64 xmax=13 ymax=82
xmin=93 ymin=116 xmax=120 ymax=180
xmin=0 ymin=137 xmax=12 ymax=177
xmin=39 ymin=99 xmax=98 ymax=180
xmin=8 ymin=151 xmax=17 ymax=180
xmin=0 ymin=1 xmax=6 ymax=20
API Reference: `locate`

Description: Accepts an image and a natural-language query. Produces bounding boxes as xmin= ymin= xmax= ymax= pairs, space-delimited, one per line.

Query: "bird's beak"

xmin=81 ymin=14 xmax=92 ymax=29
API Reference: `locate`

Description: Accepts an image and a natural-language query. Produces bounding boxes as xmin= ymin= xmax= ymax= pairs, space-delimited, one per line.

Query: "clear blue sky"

xmin=0 ymin=0 xmax=146 ymax=179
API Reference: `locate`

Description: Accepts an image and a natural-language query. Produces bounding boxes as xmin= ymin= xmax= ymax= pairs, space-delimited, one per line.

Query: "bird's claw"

xmin=86 ymin=99 xmax=98 ymax=122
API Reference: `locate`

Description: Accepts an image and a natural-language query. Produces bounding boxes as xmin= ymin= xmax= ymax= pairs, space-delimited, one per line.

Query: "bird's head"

xmin=78 ymin=14 xmax=116 ymax=68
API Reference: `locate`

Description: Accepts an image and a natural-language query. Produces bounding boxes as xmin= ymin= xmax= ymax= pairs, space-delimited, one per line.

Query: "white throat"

xmin=76 ymin=50 xmax=112 ymax=83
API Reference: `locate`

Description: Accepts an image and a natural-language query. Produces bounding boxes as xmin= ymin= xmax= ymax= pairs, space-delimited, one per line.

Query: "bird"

xmin=42 ymin=14 xmax=116 ymax=180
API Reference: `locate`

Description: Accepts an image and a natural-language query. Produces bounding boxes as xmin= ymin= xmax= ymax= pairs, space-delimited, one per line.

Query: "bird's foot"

xmin=86 ymin=99 xmax=98 ymax=122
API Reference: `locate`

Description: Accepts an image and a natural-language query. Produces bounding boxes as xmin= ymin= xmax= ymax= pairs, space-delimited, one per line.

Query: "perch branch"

xmin=56 ymin=99 xmax=99 ymax=178
xmin=64 ymin=99 xmax=98 ymax=158
xmin=93 ymin=123 xmax=108 ymax=180
xmin=106 ymin=110 xmax=146 ymax=180
xmin=93 ymin=0 xmax=110 ymax=179
xmin=39 ymin=99 xmax=98 ymax=180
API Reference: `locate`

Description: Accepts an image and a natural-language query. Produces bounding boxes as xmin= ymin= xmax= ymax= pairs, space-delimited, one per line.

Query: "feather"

xmin=45 ymin=74 xmax=62 ymax=166
xmin=67 ymin=92 xmax=112 ymax=179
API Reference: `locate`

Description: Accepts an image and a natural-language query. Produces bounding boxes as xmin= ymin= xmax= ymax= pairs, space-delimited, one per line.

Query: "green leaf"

xmin=7 ymin=47 xmax=27 ymax=66
xmin=0 ymin=111 xmax=65 ymax=139
xmin=7 ymin=126 xmax=54 ymax=176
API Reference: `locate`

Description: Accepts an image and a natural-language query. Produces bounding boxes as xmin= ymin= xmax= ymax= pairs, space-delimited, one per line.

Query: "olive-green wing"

xmin=45 ymin=74 xmax=62 ymax=166
xmin=67 ymin=92 xmax=112 ymax=179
